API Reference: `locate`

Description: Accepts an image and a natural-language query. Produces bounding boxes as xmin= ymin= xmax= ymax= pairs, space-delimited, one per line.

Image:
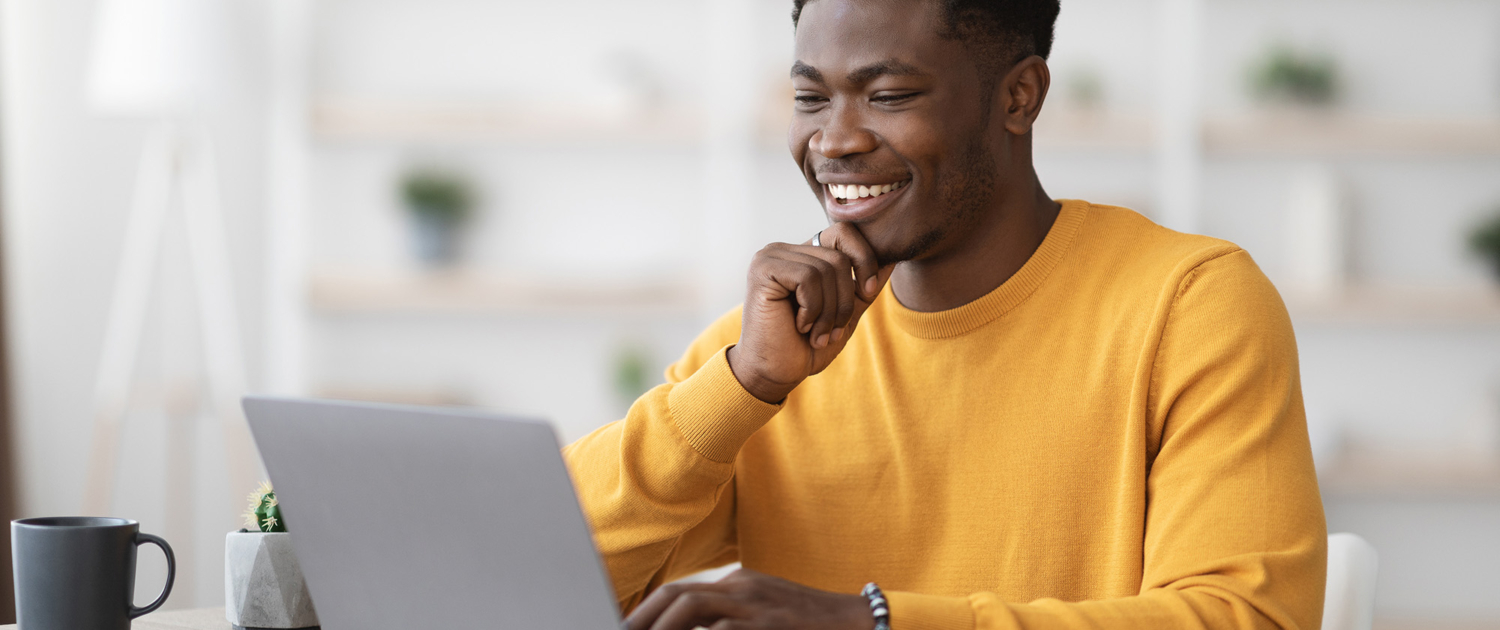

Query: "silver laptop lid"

xmin=242 ymin=396 xmax=622 ymax=630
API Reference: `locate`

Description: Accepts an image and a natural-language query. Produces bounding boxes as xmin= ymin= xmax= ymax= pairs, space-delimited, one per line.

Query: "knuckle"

xmin=797 ymin=267 xmax=822 ymax=288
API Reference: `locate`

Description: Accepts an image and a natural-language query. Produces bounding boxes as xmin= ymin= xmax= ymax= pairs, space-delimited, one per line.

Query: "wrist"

xmin=726 ymin=345 xmax=798 ymax=404
xmin=860 ymin=583 xmax=891 ymax=630
xmin=838 ymin=592 xmax=878 ymax=630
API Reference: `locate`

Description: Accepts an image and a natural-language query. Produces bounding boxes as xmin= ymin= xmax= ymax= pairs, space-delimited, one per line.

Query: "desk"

xmin=1 ymin=607 xmax=231 ymax=630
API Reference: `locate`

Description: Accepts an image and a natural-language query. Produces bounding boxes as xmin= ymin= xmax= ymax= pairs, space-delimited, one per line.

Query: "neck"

xmin=889 ymin=166 xmax=1060 ymax=313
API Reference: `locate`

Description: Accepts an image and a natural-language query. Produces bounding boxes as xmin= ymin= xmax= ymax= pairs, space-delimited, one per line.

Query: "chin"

xmin=868 ymin=225 xmax=944 ymax=268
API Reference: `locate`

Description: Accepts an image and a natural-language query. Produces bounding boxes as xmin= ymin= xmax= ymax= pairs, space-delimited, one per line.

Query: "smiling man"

xmin=563 ymin=1 xmax=1327 ymax=629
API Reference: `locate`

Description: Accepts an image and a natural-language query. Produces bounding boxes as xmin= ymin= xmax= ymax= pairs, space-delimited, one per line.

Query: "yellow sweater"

xmin=564 ymin=200 xmax=1327 ymax=630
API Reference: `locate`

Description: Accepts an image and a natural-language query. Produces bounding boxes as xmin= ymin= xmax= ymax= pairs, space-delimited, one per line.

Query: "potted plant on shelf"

xmin=400 ymin=169 xmax=476 ymax=267
xmin=1248 ymin=43 xmax=1339 ymax=108
xmin=1470 ymin=207 xmax=1500 ymax=284
xmin=226 ymin=482 xmax=319 ymax=629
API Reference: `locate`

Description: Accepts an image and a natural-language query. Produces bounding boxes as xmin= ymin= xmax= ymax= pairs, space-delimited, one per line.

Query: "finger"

xmin=817 ymin=223 xmax=881 ymax=301
xmin=839 ymin=262 xmax=896 ymax=343
xmin=761 ymin=254 xmax=825 ymax=335
xmin=807 ymin=252 xmax=841 ymax=347
xmin=627 ymin=583 xmax=720 ymax=630
xmin=649 ymin=590 xmax=748 ymax=630
xmin=790 ymin=247 xmax=857 ymax=340
xmin=778 ymin=250 xmax=845 ymax=347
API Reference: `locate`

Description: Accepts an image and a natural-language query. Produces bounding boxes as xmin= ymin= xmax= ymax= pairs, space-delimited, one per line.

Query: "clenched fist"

xmin=728 ymin=222 xmax=896 ymax=404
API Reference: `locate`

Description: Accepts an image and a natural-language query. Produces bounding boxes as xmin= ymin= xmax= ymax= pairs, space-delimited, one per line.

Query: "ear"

xmin=999 ymin=56 xmax=1051 ymax=136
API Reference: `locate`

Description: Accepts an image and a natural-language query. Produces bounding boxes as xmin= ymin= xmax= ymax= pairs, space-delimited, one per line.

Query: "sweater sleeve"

xmin=562 ymin=306 xmax=782 ymax=613
xmin=884 ymin=249 xmax=1328 ymax=630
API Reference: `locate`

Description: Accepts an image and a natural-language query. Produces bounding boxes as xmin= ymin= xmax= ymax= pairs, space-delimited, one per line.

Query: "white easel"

xmin=80 ymin=121 xmax=257 ymax=517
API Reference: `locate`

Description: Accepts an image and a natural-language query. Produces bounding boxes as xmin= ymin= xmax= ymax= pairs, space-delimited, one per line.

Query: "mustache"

xmin=813 ymin=158 xmax=907 ymax=179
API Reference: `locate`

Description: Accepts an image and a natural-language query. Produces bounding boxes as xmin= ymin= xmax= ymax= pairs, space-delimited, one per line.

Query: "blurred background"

xmin=1 ymin=0 xmax=1499 ymax=627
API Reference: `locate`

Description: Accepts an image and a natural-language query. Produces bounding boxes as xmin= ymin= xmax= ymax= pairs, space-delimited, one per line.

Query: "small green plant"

xmin=243 ymin=481 xmax=286 ymax=533
xmin=1065 ymin=66 xmax=1105 ymax=110
xmin=400 ymin=170 xmax=475 ymax=225
xmin=613 ymin=344 xmax=652 ymax=403
xmin=1469 ymin=208 xmax=1500 ymax=282
xmin=1250 ymin=44 xmax=1339 ymax=106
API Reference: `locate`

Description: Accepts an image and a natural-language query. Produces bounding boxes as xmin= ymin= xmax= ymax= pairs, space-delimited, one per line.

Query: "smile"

xmin=827 ymin=180 xmax=908 ymax=203
xmin=822 ymin=179 xmax=910 ymax=222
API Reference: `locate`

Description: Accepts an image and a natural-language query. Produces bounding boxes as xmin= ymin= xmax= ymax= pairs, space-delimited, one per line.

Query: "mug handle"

xmin=129 ymin=532 xmax=176 ymax=619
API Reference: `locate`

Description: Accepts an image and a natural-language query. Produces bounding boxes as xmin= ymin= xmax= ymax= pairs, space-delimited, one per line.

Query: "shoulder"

xmin=1074 ymin=202 xmax=1244 ymax=277
xmin=663 ymin=305 xmax=744 ymax=384
xmin=1168 ymin=248 xmax=1292 ymax=343
xmin=1066 ymin=200 xmax=1288 ymax=336
xmin=1067 ymin=201 xmax=1273 ymax=302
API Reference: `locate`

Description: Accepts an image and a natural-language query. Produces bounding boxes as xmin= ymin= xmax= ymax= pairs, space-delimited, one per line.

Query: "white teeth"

xmin=827 ymin=180 xmax=908 ymax=200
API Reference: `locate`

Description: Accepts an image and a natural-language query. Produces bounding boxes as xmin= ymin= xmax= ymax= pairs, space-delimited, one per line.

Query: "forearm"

xmin=564 ymin=345 xmax=780 ymax=609
xmin=888 ymin=575 xmax=1321 ymax=630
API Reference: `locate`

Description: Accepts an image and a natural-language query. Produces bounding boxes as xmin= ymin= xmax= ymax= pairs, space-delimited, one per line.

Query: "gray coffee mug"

xmin=11 ymin=517 xmax=174 ymax=630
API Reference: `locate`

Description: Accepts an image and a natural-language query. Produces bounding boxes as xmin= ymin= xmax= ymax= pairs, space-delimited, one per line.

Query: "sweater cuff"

xmin=886 ymin=591 xmax=976 ymax=630
xmin=667 ymin=345 xmax=781 ymax=463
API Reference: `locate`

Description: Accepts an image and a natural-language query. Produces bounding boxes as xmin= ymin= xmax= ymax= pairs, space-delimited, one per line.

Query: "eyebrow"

xmin=790 ymin=61 xmax=824 ymax=83
xmin=790 ymin=58 xmax=925 ymax=85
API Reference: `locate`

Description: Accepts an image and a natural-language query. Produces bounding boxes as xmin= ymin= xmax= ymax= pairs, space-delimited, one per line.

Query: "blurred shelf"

xmin=311 ymin=99 xmax=704 ymax=147
xmin=1375 ymin=619 xmax=1500 ymax=630
xmin=1031 ymin=110 xmax=1500 ymax=157
xmin=1033 ymin=110 xmax=1154 ymax=154
xmin=308 ymin=270 xmax=700 ymax=316
xmin=1320 ymin=446 xmax=1500 ymax=500
xmin=1284 ymin=285 xmax=1500 ymax=326
xmin=312 ymin=101 xmax=1500 ymax=158
xmin=1205 ymin=113 xmax=1500 ymax=157
xmin=315 ymin=386 xmax=473 ymax=407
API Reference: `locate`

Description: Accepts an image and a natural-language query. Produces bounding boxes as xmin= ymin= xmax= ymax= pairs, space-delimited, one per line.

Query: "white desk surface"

xmin=1 ymin=607 xmax=233 ymax=630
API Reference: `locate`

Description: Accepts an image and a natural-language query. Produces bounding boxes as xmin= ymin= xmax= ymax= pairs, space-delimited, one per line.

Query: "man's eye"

xmin=871 ymin=92 xmax=918 ymax=104
xmin=795 ymin=95 xmax=827 ymax=105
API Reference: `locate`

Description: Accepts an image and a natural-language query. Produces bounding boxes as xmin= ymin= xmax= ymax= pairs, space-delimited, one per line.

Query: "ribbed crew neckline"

xmin=885 ymin=199 xmax=1088 ymax=339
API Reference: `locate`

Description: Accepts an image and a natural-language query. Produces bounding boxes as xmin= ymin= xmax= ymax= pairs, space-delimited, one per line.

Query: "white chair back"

xmin=1323 ymin=532 xmax=1379 ymax=630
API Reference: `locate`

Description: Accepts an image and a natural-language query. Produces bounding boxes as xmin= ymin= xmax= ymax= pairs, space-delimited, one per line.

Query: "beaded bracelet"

xmin=861 ymin=582 xmax=891 ymax=630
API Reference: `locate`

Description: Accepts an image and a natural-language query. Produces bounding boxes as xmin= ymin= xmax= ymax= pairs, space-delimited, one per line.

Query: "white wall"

xmin=4 ymin=0 xmax=1500 ymax=619
xmin=2 ymin=0 xmax=273 ymax=608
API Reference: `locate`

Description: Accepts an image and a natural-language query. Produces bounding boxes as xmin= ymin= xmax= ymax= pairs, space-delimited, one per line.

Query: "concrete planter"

xmin=225 ymin=531 xmax=319 ymax=629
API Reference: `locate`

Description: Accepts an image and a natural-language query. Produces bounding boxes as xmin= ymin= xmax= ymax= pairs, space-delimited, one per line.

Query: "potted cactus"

xmin=225 ymin=482 xmax=319 ymax=629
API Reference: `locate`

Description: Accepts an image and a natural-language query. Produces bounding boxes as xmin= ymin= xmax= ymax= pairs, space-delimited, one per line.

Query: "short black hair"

xmin=792 ymin=0 xmax=1061 ymax=75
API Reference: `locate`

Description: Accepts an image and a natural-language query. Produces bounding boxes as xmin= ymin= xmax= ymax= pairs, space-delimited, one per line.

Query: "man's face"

xmin=790 ymin=0 xmax=997 ymax=266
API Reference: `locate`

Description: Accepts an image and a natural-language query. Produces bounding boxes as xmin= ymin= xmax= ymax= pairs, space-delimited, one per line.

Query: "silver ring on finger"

xmin=812 ymin=230 xmax=823 ymax=247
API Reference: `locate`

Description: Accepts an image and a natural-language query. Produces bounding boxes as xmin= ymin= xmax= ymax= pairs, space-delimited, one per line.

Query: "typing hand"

xmin=625 ymin=568 xmax=874 ymax=630
xmin=728 ymin=223 xmax=896 ymax=404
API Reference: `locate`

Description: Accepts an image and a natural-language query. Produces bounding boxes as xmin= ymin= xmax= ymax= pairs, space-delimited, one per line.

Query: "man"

xmin=564 ymin=0 xmax=1327 ymax=628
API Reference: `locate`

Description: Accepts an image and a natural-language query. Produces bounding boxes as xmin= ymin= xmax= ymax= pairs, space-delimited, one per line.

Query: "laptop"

xmin=242 ymin=396 xmax=624 ymax=630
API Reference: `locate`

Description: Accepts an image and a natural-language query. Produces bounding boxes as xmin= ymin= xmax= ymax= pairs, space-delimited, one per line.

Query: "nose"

xmin=810 ymin=104 xmax=878 ymax=159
